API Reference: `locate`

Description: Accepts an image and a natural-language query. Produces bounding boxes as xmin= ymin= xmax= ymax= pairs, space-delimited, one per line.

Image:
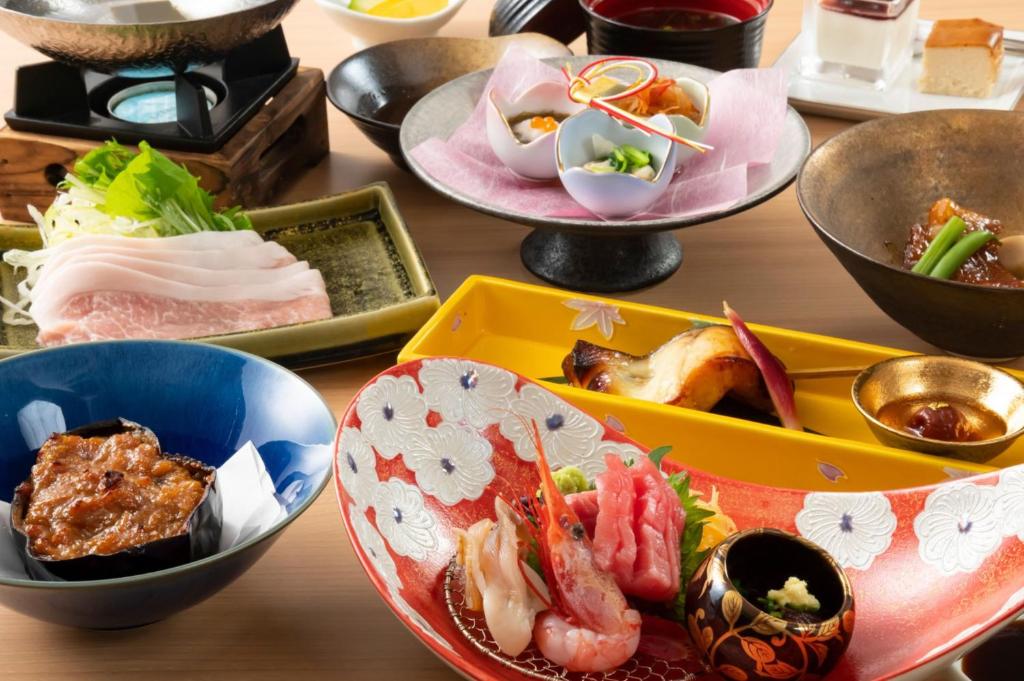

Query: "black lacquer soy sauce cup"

xmin=581 ymin=0 xmax=773 ymax=71
xmin=685 ymin=528 xmax=855 ymax=680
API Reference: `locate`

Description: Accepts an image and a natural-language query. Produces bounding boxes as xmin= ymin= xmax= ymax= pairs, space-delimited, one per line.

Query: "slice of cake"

xmin=919 ymin=18 xmax=1004 ymax=98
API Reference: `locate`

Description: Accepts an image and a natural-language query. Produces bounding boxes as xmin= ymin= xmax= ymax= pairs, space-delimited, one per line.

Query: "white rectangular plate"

xmin=773 ymin=19 xmax=1024 ymax=121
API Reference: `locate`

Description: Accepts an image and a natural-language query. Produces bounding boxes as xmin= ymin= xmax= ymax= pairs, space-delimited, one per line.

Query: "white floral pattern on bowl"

xmin=996 ymin=467 xmax=1024 ymax=540
xmin=356 ymin=374 xmax=428 ymax=459
xmin=419 ymin=358 xmax=517 ymax=429
xmin=348 ymin=503 xmax=401 ymax=591
xmin=498 ymin=382 xmax=603 ymax=472
xmin=556 ymin=110 xmax=678 ymax=218
xmin=796 ymin=491 xmax=897 ymax=570
xmin=486 ymin=81 xmax=586 ymax=180
xmin=337 ymin=427 xmax=380 ymax=510
xmin=406 ymin=422 xmax=495 ymax=506
xmin=914 ymin=482 xmax=1003 ymax=576
xmin=372 ymin=477 xmax=440 ymax=560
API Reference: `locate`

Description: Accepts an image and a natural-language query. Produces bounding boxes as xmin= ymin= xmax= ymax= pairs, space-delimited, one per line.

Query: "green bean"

xmin=912 ymin=216 xmax=966 ymax=274
xmin=929 ymin=230 xmax=996 ymax=280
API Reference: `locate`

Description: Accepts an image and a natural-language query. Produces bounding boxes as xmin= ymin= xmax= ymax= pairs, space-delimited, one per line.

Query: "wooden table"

xmin=1 ymin=1 xmax=1022 ymax=679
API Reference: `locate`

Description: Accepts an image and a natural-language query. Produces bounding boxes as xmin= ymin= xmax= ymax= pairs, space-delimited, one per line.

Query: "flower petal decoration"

xmin=563 ymin=298 xmax=626 ymax=341
xmin=795 ymin=492 xmax=897 ymax=571
xmin=913 ymin=483 xmax=1004 ymax=575
xmin=336 ymin=427 xmax=379 ymax=510
xmin=498 ymin=382 xmax=602 ymax=471
xmin=405 ymin=423 xmax=495 ymax=506
xmin=372 ymin=478 xmax=439 ymax=561
xmin=996 ymin=467 xmax=1024 ymax=540
xmin=356 ymin=374 xmax=428 ymax=459
xmin=348 ymin=504 xmax=401 ymax=592
xmin=419 ymin=358 xmax=517 ymax=430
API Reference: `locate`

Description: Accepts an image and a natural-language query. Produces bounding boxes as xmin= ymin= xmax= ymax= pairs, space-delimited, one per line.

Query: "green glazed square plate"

xmin=0 ymin=182 xmax=439 ymax=369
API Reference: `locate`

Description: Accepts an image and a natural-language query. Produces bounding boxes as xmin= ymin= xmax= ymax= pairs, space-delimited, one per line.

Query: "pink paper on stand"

xmin=409 ymin=48 xmax=790 ymax=221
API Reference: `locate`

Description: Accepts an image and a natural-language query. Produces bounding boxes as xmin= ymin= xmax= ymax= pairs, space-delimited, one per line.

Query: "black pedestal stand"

xmin=520 ymin=229 xmax=683 ymax=292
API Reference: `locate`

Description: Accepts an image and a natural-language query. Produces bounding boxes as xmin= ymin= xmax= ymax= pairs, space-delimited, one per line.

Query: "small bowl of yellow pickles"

xmin=316 ymin=0 xmax=469 ymax=47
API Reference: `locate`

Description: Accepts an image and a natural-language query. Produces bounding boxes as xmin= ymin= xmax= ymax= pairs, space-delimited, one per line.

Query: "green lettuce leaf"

xmin=102 ymin=142 xmax=251 ymax=234
xmin=666 ymin=471 xmax=716 ymax=621
xmin=72 ymin=140 xmax=136 ymax=191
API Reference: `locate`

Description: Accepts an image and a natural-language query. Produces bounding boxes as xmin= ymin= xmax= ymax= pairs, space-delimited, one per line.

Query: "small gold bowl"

xmin=852 ymin=356 xmax=1024 ymax=462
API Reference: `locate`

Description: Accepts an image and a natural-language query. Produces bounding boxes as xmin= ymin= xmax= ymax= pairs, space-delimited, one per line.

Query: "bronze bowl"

xmin=852 ymin=355 xmax=1024 ymax=463
xmin=686 ymin=528 xmax=855 ymax=681
xmin=797 ymin=109 xmax=1024 ymax=360
xmin=0 ymin=0 xmax=298 ymax=74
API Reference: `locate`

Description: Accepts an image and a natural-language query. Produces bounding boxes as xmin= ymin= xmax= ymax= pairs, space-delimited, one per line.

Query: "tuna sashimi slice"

xmin=587 ymin=454 xmax=685 ymax=602
xmin=37 ymin=290 xmax=332 ymax=346
xmin=566 ymin=490 xmax=599 ymax=537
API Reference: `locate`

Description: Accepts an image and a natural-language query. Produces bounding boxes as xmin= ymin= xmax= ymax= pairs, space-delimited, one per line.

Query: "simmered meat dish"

xmin=16 ymin=426 xmax=211 ymax=561
xmin=902 ymin=198 xmax=1023 ymax=288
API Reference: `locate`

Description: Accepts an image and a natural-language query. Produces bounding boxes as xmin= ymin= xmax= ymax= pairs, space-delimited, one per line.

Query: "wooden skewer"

xmin=786 ymin=366 xmax=867 ymax=380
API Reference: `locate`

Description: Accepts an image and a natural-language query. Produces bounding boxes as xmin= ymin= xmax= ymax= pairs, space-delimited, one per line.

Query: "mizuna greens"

xmin=2 ymin=140 xmax=253 ymax=325
xmin=33 ymin=140 xmax=251 ymax=246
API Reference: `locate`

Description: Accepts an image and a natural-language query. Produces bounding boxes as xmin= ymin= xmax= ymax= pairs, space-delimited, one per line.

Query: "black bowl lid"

xmin=489 ymin=0 xmax=586 ymax=45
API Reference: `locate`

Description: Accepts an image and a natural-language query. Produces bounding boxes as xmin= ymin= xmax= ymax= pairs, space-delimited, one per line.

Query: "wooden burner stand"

xmin=0 ymin=67 xmax=329 ymax=223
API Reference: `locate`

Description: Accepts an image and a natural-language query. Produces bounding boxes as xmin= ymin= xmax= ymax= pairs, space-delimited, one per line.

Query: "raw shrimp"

xmin=455 ymin=497 xmax=547 ymax=656
xmin=528 ymin=421 xmax=641 ymax=673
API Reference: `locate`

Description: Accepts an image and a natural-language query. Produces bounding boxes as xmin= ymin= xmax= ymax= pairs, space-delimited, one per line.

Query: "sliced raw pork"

xmin=573 ymin=455 xmax=686 ymax=602
xmin=28 ymin=232 xmax=332 ymax=346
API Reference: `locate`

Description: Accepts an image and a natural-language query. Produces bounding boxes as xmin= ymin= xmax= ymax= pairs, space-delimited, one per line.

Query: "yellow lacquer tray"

xmin=399 ymin=275 xmax=1024 ymax=492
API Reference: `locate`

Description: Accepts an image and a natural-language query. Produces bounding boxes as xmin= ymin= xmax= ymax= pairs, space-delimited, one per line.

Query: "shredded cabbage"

xmin=0 ymin=139 xmax=253 ymax=326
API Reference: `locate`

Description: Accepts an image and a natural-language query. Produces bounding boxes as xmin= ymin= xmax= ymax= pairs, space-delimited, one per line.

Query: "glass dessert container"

xmin=801 ymin=0 xmax=919 ymax=89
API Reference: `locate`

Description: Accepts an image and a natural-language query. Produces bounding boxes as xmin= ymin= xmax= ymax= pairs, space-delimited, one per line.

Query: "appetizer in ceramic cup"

xmin=556 ymin=110 xmax=678 ymax=218
xmin=486 ymin=81 xmax=585 ymax=180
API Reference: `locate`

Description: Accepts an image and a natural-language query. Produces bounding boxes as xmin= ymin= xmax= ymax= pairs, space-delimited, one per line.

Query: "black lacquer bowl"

xmin=328 ymin=34 xmax=571 ymax=169
xmin=581 ymin=0 xmax=773 ymax=71
xmin=686 ymin=528 xmax=855 ymax=681
xmin=401 ymin=55 xmax=810 ymax=292
xmin=797 ymin=109 xmax=1024 ymax=360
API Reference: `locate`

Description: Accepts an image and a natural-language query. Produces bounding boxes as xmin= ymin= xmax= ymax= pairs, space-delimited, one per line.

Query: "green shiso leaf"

xmin=666 ymin=471 xmax=715 ymax=621
xmin=647 ymin=445 xmax=673 ymax=470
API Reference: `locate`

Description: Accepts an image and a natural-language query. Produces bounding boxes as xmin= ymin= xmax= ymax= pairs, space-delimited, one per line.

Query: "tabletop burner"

xmin=4 ymin=26 xmax=298 ymax=153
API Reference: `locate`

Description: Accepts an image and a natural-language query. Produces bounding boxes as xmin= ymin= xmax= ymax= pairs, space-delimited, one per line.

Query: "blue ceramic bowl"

xmin=0 ymin=341 xmax=336 ymax=629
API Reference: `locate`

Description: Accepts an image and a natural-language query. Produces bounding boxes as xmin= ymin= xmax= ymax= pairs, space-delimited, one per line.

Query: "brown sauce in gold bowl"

xmin=876 ymin=398 xmax=1006 ymax=443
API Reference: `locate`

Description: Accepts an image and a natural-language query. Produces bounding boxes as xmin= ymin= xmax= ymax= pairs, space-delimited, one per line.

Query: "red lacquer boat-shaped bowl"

xmin=334 ymin=358 xmax=1024 ymax=681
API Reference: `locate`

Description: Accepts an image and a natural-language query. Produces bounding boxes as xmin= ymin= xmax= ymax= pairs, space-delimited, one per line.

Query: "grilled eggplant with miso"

xmin=561 ymin=325 xmax=773 ymax=413
xmin=10 ymin=418 xmax=221 ymax=581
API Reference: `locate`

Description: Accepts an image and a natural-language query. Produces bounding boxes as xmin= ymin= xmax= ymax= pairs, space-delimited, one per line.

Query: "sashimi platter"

xmin=1 ymin=2 xmax=1024 ymax=681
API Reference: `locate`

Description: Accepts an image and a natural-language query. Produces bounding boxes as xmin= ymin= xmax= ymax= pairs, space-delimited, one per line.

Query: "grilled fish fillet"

xmin=561 ymin=325 xmax=772 ymax=412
